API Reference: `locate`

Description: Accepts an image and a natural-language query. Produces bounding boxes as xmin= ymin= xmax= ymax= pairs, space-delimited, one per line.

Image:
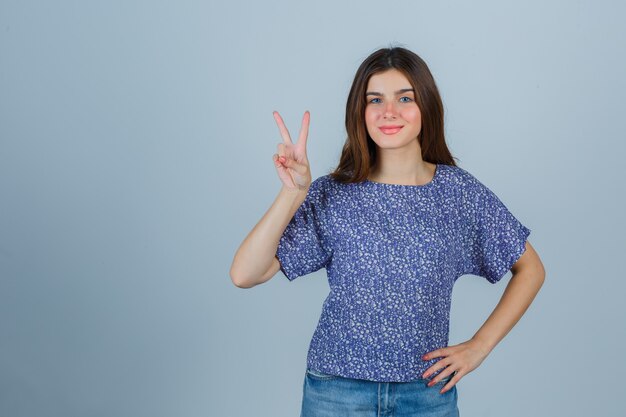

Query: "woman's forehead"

xmin=366 ymin=69 xmax=413 ymax=92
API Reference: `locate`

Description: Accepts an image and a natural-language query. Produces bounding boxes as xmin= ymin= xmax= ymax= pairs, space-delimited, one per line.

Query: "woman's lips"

xmin=379 ymin=126 xmax=403 ymax=135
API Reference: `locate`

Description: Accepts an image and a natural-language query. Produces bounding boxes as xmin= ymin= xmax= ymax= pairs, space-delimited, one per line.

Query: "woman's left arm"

xmin=421 ymin=241 xmax=546 ymax=393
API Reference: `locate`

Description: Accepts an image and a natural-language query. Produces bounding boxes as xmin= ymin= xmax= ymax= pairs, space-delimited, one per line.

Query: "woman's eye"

xmin=368 ymin=97 xmax=412 ymax=104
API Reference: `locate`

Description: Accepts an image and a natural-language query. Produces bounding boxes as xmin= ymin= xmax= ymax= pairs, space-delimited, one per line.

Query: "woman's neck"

xmin=368 ymin=160 xmax=436 ymax=186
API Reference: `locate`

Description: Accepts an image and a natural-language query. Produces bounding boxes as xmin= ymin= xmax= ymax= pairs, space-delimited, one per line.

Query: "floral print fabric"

xmin=275 ymin=163 xmax=531 ymax=382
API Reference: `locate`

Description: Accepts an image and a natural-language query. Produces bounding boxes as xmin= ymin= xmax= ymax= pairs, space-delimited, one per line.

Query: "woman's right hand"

xmin=272 ymin=110 xmax=312 ymax=191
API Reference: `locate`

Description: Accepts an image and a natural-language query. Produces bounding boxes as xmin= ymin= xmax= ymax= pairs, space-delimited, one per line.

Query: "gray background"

xmin=1 ymin=0 xmax=624 ymax=416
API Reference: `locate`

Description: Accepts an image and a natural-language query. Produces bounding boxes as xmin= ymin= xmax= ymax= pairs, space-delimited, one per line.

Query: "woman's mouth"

xmin=379 ymin=126 xmax=403 ymax=135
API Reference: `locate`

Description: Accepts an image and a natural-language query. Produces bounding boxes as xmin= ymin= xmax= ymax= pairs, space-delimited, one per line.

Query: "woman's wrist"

xmin=280 ymin=183 xmax=310 ymax=198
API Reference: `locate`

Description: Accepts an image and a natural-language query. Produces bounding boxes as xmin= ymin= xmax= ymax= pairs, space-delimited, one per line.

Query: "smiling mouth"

xmin=379 ymin=126 xmax=403 ymax=135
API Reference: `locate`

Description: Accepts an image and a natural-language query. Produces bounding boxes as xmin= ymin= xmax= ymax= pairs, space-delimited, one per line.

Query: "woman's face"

xmin=364 ymin=69 xmax=422 ymax=150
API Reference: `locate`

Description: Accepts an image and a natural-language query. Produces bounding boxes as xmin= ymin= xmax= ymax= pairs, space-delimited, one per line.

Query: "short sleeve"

xmin=461 ymin=177 xmax=531 ymax=284
xmin=275 ymin=177 xmax=332 ymax=281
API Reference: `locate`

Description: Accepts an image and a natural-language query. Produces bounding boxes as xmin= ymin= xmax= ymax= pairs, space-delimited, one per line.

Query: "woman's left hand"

xmin=421 ymin=339 xmax=491 ymax=393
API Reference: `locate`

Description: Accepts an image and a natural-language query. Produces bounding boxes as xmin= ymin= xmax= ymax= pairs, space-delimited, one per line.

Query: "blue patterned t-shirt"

xmin=275 ymin=163 xmax=531 ymax=382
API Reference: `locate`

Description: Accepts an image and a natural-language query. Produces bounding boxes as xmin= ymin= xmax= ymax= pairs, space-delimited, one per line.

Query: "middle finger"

xmin=273 ymin=111 xmax=293 ymax=145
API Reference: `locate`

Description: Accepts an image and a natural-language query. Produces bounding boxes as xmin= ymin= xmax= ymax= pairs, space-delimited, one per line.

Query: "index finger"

xmin=296 ymin=110 xmax=310 ymax=149
xmin=272 ymin=111 xmax=293 ymax=145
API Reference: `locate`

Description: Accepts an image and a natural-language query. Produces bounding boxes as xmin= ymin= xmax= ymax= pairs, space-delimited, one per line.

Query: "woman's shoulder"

xmin=439 ymin=163 xmax=490 ymax=193
xmin=440 ymin=163 xmax=477 ymax=184
xmin=314 ymin=173 xmax=354 ymax=190
xmin=305 ymin=174 xmax=335 ymax=206
xmin=309 ymin=174 xmax=333 ymax=195
xmin=309 ymin=173 xmax=362 ymax=211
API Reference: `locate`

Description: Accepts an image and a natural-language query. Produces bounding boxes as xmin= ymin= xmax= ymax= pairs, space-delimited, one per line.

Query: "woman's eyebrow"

xmin=365 ymin=88 xmax=414 ymax=96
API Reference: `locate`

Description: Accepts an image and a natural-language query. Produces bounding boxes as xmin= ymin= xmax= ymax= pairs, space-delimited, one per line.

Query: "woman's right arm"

xmin=229 ymin=184 xmax=308 ymax=288
xmin=229 ymin=110 xmax=312 ymax=288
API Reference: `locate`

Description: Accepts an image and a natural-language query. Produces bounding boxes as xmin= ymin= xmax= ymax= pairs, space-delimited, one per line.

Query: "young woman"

xmin=230 ymin=46 xmax=545 ymax=417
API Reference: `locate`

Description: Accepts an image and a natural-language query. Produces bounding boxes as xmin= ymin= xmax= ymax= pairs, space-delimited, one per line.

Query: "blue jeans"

xmin=301 ymin=368 xmax=460 ymax=417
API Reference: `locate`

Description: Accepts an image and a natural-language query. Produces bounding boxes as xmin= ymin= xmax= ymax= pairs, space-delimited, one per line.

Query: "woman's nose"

xmin=384 ymin=102 xmax=398 ymax=118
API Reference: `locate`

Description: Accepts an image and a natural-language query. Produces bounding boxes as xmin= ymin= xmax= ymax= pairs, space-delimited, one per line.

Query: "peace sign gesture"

xmin=272 ymin=110 xmax=312 ymax=191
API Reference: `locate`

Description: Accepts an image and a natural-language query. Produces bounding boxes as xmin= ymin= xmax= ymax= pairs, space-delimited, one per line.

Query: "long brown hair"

xmin=329 ymin=46 xmax=458 ymax=183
